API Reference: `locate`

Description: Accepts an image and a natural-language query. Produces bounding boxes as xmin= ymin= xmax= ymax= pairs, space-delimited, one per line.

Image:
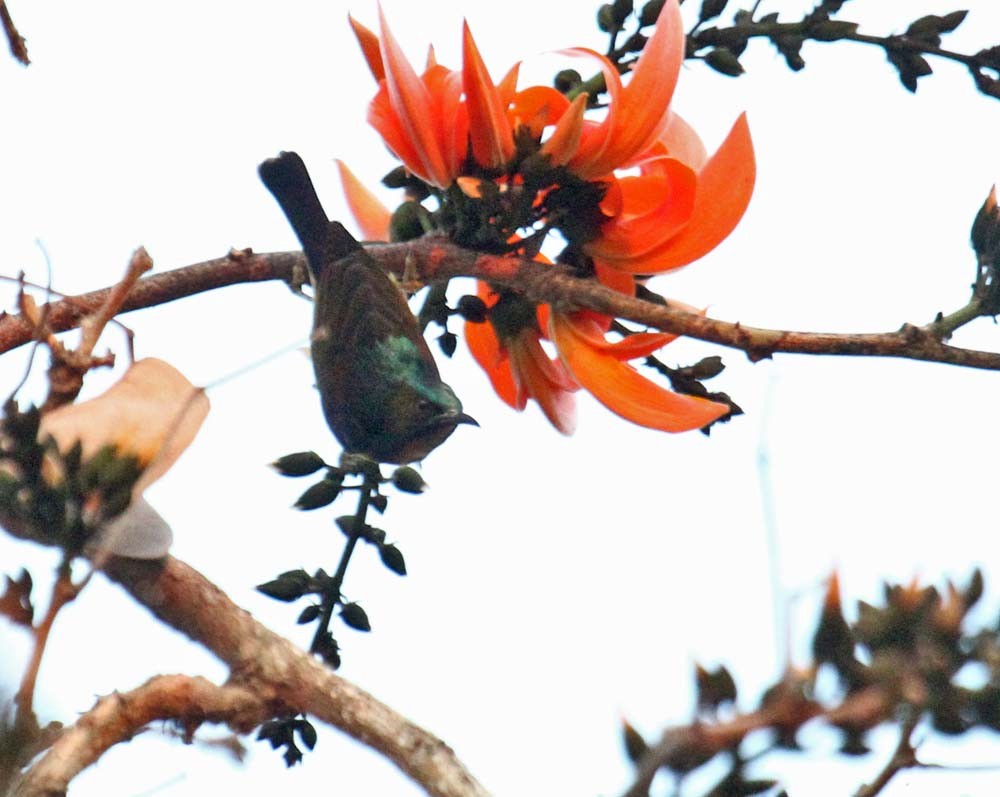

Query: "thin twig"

xmin=854 ymin=709 xmax=921 ymax=797
xmin=41 ymin=247 xmax=153 ymax=411
xmin=13 ymin=561 xmax=82 ymax=740
xmin=0 ymin=0 xmax=28 ymax=66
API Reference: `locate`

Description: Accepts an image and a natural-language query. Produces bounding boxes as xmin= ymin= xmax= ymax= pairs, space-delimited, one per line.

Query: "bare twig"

xmin=0 ymin=0 xmax=27 ymax=66
xmin=854 ymin=709 xmax=921 ymax=797
xmin=41 ymin=247 xmax=153 ymax=411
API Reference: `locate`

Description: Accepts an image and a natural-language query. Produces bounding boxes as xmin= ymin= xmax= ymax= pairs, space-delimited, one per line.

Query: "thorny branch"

xmin=1 ymin=241 xmax=997 ymax=371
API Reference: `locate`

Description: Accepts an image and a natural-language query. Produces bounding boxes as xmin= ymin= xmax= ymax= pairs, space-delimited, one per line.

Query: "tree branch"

xmin=619 ymin=683 xmax=894 ymax=797
xmin=9 ymin=554 xmax=490 ymax=797
xmin=11 ymin=676 xmax=262 ymax=797
xmin=3 ymin=241 xmax=996 ymax=371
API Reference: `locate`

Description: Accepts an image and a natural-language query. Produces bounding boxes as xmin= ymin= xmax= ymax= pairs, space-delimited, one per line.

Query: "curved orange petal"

xmin=540 ymin=93 xmax=586 ymax=166
xmin=349 ymin=15 xmax=385 ymax=82
xmin=563 ymin=48 xmax=622 ymax=177
xmin=462 ymin=21 xmax=515 ymax=169
xmin=507 ymin=328 xmax=577 ymax=434
xmin=368 ymin=84 xmax=427 ymax=182
xmin=466 ymin=318 xmax=521 ymax=410
xmin=594 ymin=113 xmax=755 ymax=273
xmin=511 ymin=85 xmax=571 ymax=139
xmin=378 ymin=7 xmax=452 ymax=187
xmin=335 ymin=160 xmax=392 ymax=241
xmin=593 ymin=260 xmax=635 ymax=295
xmin=589 ymin=0 xmax=684 ymax=175
xmin=598 ymin=174 xmax=623 ymax=217
xmin=498 ymin=63 xmax=521 ymax=106
xmin=659 ymin=111 xmax=707 ymax=171
xmin=550 ymin=313 xmax=728 ymax=432
xmin=424 ymin=64 xmax=468 ymax=180
xmin=586 ymin=158 xmax=697 ymax=261
xmin=558 ymin=312 xmax=677 ymax=359
xmin=465 ymin=282 xmax=521 ymax=408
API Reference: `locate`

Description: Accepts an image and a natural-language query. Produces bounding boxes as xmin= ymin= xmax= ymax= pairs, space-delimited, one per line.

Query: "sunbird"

xmin=259 ymin=151 xmax=476 ymax=464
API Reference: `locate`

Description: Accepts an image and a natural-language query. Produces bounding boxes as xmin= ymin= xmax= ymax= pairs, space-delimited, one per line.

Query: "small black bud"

xmin=611 ymin=0 xmax=633 ymax=24
xmin=438 ymin=331 xmax=458 ymax=357
xmin=336 ymin=515 xmax=364 ymax=537
xmin=297 ymin=604 xmax=321 ymax=624
xmin=340 ymin=602 xmax=371 ymax=632
xmin=272 ymin=451 xmax=326 ymax=477
xmin=296 ymin=719 xmax=318 ymax=751
xmin=455 ymin=294 xmax=489 ymax=323
xmin=699 ymin=0 xmax=728 ymax=23
xmin=638 ymin=0 xmax=665 ymax=26
xmin=257 ymin=569 xmax=312 ymax=602
xmin=379 ymin=543 xmax=407 ymax=576
xmin=389 ymin=200 xmax=427 ymax=243
xmin=554 ymin=68 xmax=582 ymax=94
xmin=392 ymin=466 xmax=428 ymax=494
xmin=705 ymin=47 xmax=744 ymax=76
xmin=294 ymin=478 xmax=341 ymax=510
xmin=597 ymin=4 xmax=616 ymax=32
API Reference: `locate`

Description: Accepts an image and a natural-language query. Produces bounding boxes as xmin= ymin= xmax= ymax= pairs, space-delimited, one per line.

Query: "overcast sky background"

xmin=2 ymin=1 xmax=1000 ymax=795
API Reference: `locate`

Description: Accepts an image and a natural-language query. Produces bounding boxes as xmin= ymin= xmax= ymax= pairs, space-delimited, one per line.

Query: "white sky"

xmin=2 ymin=1 xmax=1000 ymax=795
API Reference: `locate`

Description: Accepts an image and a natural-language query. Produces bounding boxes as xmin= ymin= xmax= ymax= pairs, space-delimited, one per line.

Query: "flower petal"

xmin=465 ymin=282 xmax=521 ymax=409
xmin=586 ymin=158 xmax=697 ymax=262
xmin=511 ymin=85 xmax=571 ymax=139
xmin=563 ymin=48 xmax=622 ymax=177
xmin=659 ymin=111 xmax=707 ymax=171
xmin=507 ymin=328 xmax=577 ymax=434
xmin=335 ymin=159 xmax=391 ymax=241
xmin=462 ymin=21 xmax=515 ymax=169
xmin=550 ymin=314 xmax=727 ymax=432
xmin=592 ymin=0 xmax=685 ymax=174
xmin=349 ymin=15 xmax=385 ymax=82
xmin=423 ymin=64 xmax=468 ymax=180
xmin=498 ymin=63 xmax=521 ymax=106
xmin=593 ymin=113 xmax=755 ymax=272
xmin=378 ymin=7 xmax=453 ymax=187
xmin=540 ymin=93 xmax=587 ymax=166
xmin=593 ymin=259 xmax=635 ymax=295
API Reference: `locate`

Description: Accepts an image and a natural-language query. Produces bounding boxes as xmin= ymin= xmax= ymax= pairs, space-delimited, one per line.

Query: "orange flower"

xmin=548 ymin=312 xmax=728 ymax=432
xmin=464 ymin=283 xmax=728 ymax=434
xmin=345 ymin=2 xmax=753 ymax=434
xmin=465 ymin=282 xmax=577 ymax=434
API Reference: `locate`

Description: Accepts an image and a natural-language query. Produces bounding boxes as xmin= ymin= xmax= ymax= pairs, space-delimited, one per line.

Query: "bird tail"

xmin=258 ymin=151 xmax=362 ymax=279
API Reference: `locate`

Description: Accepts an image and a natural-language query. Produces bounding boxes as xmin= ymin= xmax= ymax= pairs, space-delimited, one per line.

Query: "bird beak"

xmin=455 ymin=412 xmax=479 ymax=427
